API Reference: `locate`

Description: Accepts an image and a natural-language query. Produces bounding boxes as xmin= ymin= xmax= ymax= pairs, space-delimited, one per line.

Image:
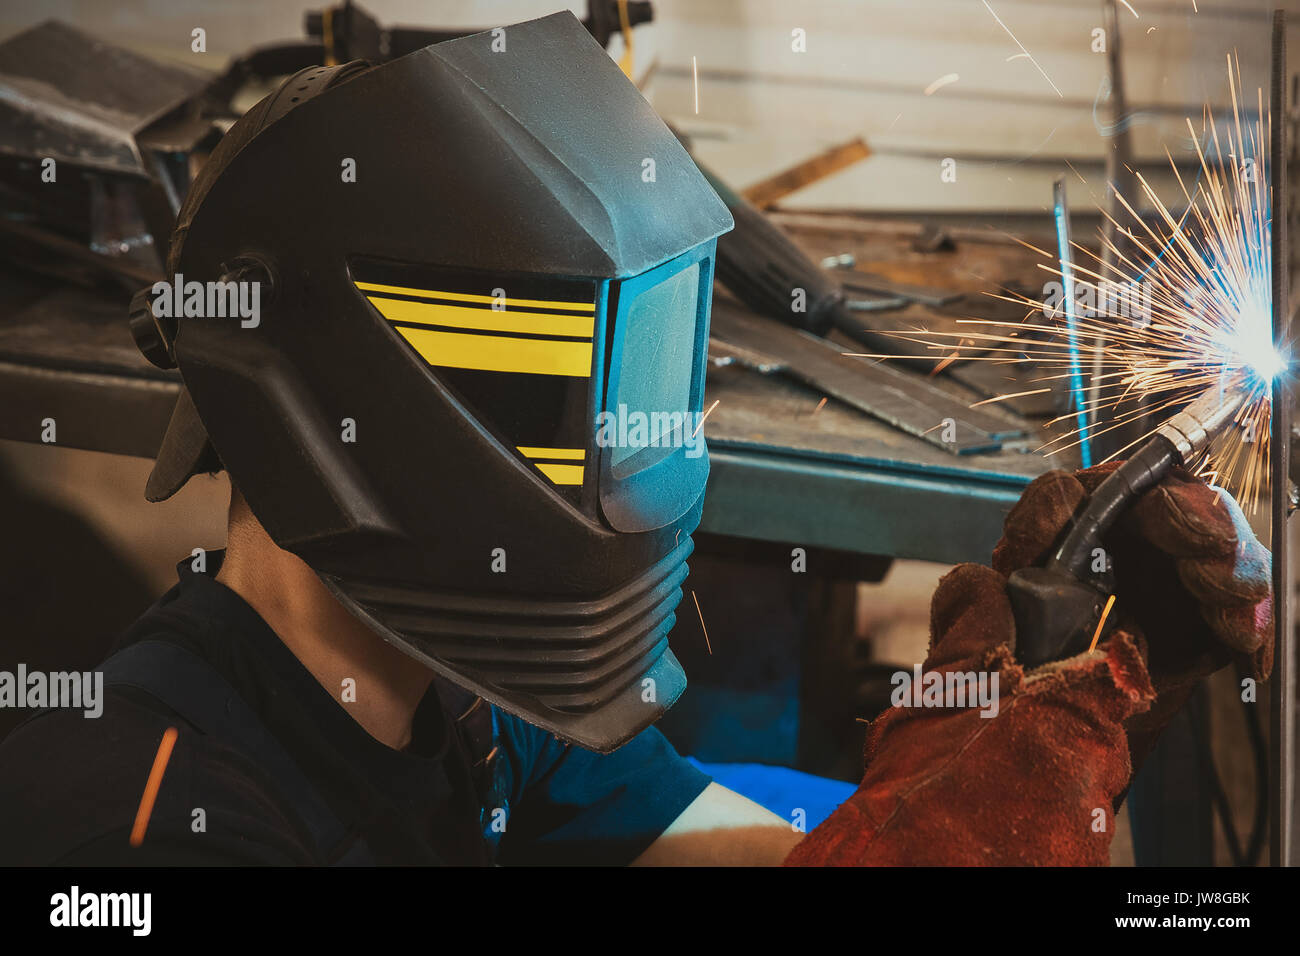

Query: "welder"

xmin=0 ymin=12 xmax=1272 ymax=866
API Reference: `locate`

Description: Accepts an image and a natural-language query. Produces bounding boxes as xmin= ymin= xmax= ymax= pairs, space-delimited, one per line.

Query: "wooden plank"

xmin=741 ymin=137 xmax=872 ymax=209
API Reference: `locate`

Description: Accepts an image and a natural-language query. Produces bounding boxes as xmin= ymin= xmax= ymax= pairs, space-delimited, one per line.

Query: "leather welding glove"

xmin=784 ymin=562 xmax=1155 ymax=865
xmin=785 ymin=465 xmax=1271 ymax=866
xmin=992 ymin=462 xmax=1273 ymax=772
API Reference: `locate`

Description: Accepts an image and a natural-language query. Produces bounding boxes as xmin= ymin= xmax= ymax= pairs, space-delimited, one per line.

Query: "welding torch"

xmin=1008 ymin=373 xmax=1252 ymax=667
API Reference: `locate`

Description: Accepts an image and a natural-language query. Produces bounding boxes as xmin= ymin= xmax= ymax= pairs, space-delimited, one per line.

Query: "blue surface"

xmin=687 ymin=758 xmax=856 ymax=831
xmin=660 ymin=683 xmax=800 ymax=765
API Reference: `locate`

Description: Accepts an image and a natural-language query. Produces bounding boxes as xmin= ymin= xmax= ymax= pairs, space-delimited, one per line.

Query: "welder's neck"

xmin=215 ymin=486 xmax=435 ymax=751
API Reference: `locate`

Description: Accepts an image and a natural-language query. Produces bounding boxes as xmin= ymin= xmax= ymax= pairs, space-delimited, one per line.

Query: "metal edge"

xmin=1270 ymin=7 xmax=1293 ymax=868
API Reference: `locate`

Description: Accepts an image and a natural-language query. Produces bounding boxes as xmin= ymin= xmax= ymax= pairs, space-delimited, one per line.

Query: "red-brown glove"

xmin=784 ymin=563 xmax=1155 ymax=866
xmin=786 ymin=465 xmax=1271 ymax=867
xmin=993 ymin=462 xmax=1272 ymax=772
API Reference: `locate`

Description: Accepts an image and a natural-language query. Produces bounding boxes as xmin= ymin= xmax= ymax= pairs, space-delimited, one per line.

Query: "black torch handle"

xmin=1008 ymin=433 xmax=1182 ymax=667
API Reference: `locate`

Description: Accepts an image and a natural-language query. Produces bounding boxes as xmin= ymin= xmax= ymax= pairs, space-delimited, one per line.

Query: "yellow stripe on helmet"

xmin=393 ymin=326 xmax=593 ymax=377
xmin=356 ymin=280 xmax=594 ymax=314
xmin=516 ymin=446 xmax=586 ymax=460
xmin=534 ymin=462 xmax=585 ymax=485
xmin=367 ymin=295 xmax=594 ymax=338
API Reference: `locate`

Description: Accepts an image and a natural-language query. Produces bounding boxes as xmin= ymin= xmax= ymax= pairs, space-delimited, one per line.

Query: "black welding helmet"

xmin=135 ymin=12 xmax=733 ymax=752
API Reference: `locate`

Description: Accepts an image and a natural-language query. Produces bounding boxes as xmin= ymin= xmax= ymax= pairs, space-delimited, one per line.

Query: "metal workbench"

xmin=702 ymin=364 xmax=1052 ymax=565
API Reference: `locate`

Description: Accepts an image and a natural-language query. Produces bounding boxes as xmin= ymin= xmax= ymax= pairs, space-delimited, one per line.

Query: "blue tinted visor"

xmin=597 ymin=241 xmax=716 ymax=533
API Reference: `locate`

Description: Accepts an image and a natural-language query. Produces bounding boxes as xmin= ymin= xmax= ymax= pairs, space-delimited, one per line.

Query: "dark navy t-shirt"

xmin=0 ymin=554 xmax=710 ymax=865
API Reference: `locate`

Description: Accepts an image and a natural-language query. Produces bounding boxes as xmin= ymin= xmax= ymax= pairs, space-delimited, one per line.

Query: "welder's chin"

xmin=316 ymin=535 xmax=694 ymax=753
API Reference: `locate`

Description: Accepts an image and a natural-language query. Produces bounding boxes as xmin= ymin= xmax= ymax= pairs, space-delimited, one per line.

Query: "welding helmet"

xmin=130 ymin=12 xmax=733 ymax=752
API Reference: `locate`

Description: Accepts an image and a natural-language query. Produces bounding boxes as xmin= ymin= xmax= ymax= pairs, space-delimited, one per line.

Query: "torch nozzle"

xmin=1154 ymin=370 xmax=1252 ymax=463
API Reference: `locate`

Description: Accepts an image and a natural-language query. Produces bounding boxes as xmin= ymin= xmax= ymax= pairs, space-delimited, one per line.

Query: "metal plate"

xmin=700 ymin=364 xmax=1060 ymax=563
xmin=710 ymin=301 xmax=1028 ymax=454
